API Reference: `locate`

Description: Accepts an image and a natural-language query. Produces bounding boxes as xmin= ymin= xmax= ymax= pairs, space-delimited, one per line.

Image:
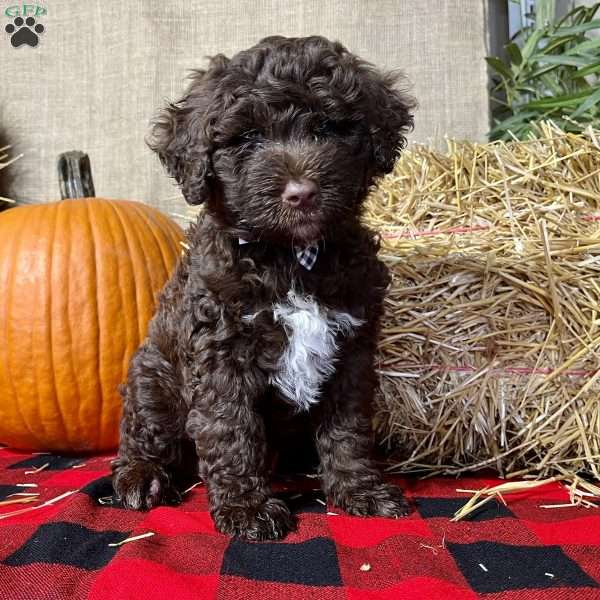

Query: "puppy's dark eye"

xmin=222 ymin=130 xmax=265 ymax=150
xmin=315 ymin=120 xmax=354 ymax=139
xmin=239 ymin=129 xmax=264 ymax=144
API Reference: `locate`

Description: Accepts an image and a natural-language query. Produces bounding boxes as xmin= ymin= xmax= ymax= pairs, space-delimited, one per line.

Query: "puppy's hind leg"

xmin=112 ymin=342 xmax=187 ymax=510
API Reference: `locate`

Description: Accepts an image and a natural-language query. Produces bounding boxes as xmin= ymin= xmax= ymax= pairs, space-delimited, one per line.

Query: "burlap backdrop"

xmin=0 ymin=0 xmax=505 ymax=214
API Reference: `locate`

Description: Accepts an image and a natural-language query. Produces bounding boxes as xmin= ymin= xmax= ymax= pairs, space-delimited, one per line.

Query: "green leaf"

xmin=539 ymin=36 xmax=573 ymax=54
xmin=523 ymin=87 xmax=597 ymax=109
xmin=490 ymin=97 xmax=511 ymax=109
xmin=532 ymin=54 xmax=591 ymax=67
xmin=490 ymin=120 xmax=531 ymax=141
xmin=528 ymin=64 xmax=561 ymax=79
xmin=490 ymin=112 xmax=540 ymax=135
xmin=538 ymin=36 xmax=573 ymax=54
xmin=554 ymin=19 xmax=600 ymax=36
xmin=522 ymin=28 xmax=545 ymax=60
xmin=566 ymin=36 xmax=600 ymax=55
xmin=506 ymin=42 xmax=523 ymax=65
xmin=562 ymin=6 xmax=591 ymax=27
xmin=490 ymin=112 xmax=539 ymax=133
xmin=514 ymin=85 xmax=539 ymax=95
xmin=572 ymin=61 xmax=600 ymax=78
xmin=485 ymin=56 xmax=513 ymax=80
xmin=539 ymin=73 xmax=566 ymax=96
xmin=571 ymin=86 xmax=600 ymax=117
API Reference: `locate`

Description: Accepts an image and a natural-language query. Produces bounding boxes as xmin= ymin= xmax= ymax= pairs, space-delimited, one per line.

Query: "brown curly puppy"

xmin=112 ymin=35 xmax=415 ymax=541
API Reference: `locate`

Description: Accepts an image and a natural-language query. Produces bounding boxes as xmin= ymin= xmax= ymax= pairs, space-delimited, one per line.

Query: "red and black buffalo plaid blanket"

xmin=1 ymin=447 xmax=599 ymax=599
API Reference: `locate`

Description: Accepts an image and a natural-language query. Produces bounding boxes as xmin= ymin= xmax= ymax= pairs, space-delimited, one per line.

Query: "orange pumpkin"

xmin=0 ymin=197 xmax=183 ymax=452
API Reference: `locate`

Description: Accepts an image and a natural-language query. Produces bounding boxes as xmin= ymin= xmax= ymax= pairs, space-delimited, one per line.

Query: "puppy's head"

xmin=149 ymin=35 xmax=415 ymax=243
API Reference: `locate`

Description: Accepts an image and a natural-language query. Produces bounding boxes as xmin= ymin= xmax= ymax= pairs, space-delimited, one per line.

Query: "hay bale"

xmin=365 ymin=122 xmax=600 ymax=479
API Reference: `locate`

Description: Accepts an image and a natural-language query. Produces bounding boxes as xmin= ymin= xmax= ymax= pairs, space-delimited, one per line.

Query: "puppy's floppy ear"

xmin=363 ymin=69 xmax=416 ymax=176
xmin=147 ymin=55 xmax=230 ymax=205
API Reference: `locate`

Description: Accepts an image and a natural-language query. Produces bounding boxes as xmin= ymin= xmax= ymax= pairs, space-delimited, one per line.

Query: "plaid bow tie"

xmin=238 ymin=238 xmax=319 ymax=271
xmin=294 ymin=243 xmax=319 ymax=270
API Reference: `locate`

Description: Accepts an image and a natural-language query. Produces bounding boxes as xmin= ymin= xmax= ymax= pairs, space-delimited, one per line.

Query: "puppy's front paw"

xmin=336 ymin=483 xmax=410 ymax=518
xmin=213 ymin=497 xmax=296 ymax=541
xmin=113 ymin=461 xmax=181 ymax=510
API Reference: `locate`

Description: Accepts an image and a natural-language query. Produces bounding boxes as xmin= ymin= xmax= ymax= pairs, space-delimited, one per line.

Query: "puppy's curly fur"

xmin=112 ymin=35 xmax=415 ymax=541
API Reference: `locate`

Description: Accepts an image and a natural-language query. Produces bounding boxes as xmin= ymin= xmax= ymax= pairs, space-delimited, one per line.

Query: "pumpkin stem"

xmin=58 ymin=151 xmax=96 ymax=199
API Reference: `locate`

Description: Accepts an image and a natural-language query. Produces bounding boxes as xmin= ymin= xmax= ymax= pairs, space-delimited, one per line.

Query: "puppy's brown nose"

xmin=281 ymin=179 xmax=319 ymax=210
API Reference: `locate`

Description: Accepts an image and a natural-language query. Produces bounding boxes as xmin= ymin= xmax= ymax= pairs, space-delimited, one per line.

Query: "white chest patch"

xmin=270 ymin=291 xmax=364 ymax=411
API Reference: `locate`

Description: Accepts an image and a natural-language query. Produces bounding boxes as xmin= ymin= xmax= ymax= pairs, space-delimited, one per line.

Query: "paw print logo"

xmin=5 ymin=16 xmax=45 ymax=48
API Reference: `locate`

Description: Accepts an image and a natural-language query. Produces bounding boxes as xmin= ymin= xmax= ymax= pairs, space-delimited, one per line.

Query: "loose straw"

xmin=0 ymin=490 xmax=77 ymax=521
